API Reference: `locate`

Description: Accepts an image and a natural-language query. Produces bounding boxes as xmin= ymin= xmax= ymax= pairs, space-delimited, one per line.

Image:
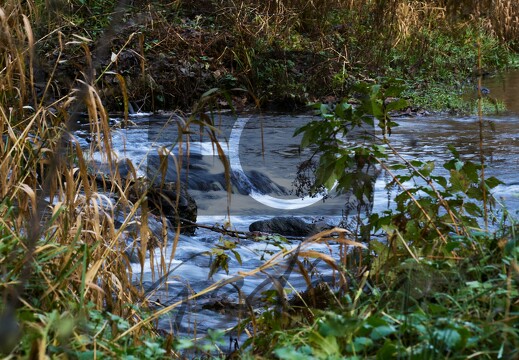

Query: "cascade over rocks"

xmin=95 ymin=160 xmax=198 ymax=235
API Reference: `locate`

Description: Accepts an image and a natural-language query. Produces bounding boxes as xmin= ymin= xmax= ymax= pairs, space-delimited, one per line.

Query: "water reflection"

xmin=483 ymin=69 xmax=519 ymax=114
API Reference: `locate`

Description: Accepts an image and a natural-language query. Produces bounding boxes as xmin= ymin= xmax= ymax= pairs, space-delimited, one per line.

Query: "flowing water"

xmin=74 ymin=72 xmax=519 ymax=345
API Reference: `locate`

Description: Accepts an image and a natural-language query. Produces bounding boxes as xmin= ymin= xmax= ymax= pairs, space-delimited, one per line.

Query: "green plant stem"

xmin=477 ymin=38 xmax=488 ymax=231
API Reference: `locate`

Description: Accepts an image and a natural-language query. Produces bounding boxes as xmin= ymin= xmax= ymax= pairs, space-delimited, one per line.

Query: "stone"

xmin=248 ymin=216 xmax=330 ymax=237
xmin=130 ymin=180 xmax=198 ymax=235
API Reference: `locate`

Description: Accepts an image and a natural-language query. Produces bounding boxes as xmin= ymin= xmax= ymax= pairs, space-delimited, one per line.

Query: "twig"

xmin=477 ymin=38 xmax=488 ymax=231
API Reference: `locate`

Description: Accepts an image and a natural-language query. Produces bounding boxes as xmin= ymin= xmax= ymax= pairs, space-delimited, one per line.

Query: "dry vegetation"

xmin=6 ymin=0 xmax=516 ymax=112
xmin=0 ymin=3 xmax=179 ymax=355
xmin=0 ymin=2 xmax=362 ymax=356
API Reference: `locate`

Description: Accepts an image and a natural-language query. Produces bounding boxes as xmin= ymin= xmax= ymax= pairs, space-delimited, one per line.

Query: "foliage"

xmin=248 ymin=228 xmax=518 ymax=359
xmin=403 ymin=83 xmax=506 ymax=114
xmin=387 ymin=24 xmax=511 ymax=82
xmin=19 ymin=0 xmax=518 ymax=112
xmin=292 ymin=79 xmax=406 ymax=215
xmin=241 ymin=81 xmax=519 ymax=358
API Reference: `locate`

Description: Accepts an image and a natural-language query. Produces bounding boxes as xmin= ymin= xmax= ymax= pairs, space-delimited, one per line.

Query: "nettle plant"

xmin=296 ymin=79 xmax=503 ymax=257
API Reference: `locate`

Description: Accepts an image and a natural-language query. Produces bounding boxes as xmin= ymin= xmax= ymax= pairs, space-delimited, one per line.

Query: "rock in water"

xmin=249 ymin=216 xmax=329 ymax=237
xmin=131 ymin=181 xmax=197 ymax=235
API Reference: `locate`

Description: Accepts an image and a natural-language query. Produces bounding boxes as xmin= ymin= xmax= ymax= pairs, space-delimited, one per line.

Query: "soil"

xmin=33 ymin=2 xmax=345 ymax=114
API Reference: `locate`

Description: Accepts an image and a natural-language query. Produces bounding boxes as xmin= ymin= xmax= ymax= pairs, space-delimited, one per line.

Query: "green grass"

xmin=404 ymin=83 xmax=507 ymax=114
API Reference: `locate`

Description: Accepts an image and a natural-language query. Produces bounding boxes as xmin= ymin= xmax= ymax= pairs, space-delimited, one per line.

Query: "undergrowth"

xmin=14 ymin=0 xmax=517 ymax=112
xmin=239 ymin=79 xmax=519 ymax=359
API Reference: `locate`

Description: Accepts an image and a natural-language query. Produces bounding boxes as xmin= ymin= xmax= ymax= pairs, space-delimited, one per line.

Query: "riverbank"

xmin=24 ymin=1 xmax=517 ymax=113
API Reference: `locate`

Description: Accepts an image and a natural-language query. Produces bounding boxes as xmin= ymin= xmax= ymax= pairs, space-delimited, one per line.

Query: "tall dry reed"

xmin=0 ymin=1 xmax=174 ymax=355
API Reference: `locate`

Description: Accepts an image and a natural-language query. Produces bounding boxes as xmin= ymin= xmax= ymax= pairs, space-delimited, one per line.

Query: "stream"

xmin=74 ymin=72 xmax=519 ymax=345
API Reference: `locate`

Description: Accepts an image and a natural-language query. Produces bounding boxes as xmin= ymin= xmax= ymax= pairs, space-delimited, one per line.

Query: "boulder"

xmin=130 ymin=181 xmax=197 ymax=235
xmin=248 ymin=216 xmax=330 ymax=237
xmin=91 ymin=160 xmax=198 ymax=234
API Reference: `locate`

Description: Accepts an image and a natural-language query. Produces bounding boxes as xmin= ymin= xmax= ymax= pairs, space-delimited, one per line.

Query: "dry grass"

xmin=408 ymin=1 xmax=519 ymax=47
xmin=0 ymin=2 xmax=175 ymax=355
xmin=392 ymin=1 xmax=447 ymax=47
xmin=0 ymin=2 xmax=351 ymax=356
xmin=490 ymin=0 xmax=519 ymax=47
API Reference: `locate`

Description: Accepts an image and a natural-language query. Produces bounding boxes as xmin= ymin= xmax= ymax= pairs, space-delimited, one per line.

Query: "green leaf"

xmin=385 ymin=98 xmax=408 ymax=112
xmin=201 ymin=87 xmax=220 ymax=98
xmin=274 ymin=346 xmax=313 ymax=360
xmin=231 ymin=249 xmax=242 ymax=265
xmin=450 ymin=170 xmax=470 ymax=193
xmin=447 ymin=144 xmax=460 ymax=158
xmin=443 ymin=158 xmax=460 ymax=171
xmin=207 ymin=328 xmax=226 ymax=344
xmin=464 ymin=202 xmax=482 ymax=217
xmin=485 ymin=176 xmax=503 ymax=189
xmin=384 ymin=79 xmax=406 ymax=97
xmin=348 ymin=337 xmax=373 ymax=352
xmin=466 ymin=186 xmax=484 ymax=200
xmin=462 ymin=161 xmax=479 ymax=183
xmin=371 ymin=325 xmax=396 ymax=341
xmin=421 ymin=161 xmax=435 ymax=177
xmin=78 ymin=352 xmax=97 ymax=360
xmin=432 ymin=175 xmax=447 ymax=188
xmin=318 ymin=314 xmax=348 ymax=337
xmin=433 ymin=328 xmax=462 ymax=349
xmin=390 ymin=164 xmax=407 ymax=170
xmin=320 ymin=103 xmax=331 ymax=115
xmin=174 ymin=338 xmax=194 ymax=350
xmin=376 ymin=340 xmax=398 ymax=359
